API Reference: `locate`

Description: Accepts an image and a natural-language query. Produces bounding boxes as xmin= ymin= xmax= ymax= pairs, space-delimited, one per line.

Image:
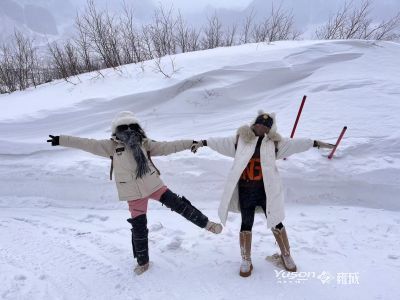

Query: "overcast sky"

xmin=153 ymin=0 xmax=252 ymax=12
xmin=1 ymin=0 xmax=399 ymax=42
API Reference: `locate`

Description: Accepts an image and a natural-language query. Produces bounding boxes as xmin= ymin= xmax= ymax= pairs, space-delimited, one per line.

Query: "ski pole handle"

xmin=290 ymin=95 xmax=307 ymax=138
xmin=328 ymin=126 xmax=347 ymax=159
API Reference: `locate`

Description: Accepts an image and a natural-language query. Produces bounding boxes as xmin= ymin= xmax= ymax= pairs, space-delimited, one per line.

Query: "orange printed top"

xmin=239 ymin=137 xmax=264 ymax=189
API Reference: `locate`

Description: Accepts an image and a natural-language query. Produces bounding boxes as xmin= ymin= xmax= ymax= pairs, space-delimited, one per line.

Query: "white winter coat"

xmin=207 ymin=125 xmax=313 ymax=228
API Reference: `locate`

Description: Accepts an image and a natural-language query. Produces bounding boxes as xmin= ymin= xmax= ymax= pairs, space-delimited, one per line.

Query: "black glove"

xmin=191 ymin=140 xmax=207 ymax=153
xmin=314 ymin=140 xmax=335 ymax=149
xmin=47 ymin=135 xmax=60 ymax=146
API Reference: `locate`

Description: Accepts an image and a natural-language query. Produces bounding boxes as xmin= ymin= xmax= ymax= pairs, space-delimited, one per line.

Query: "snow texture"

xmin=1 ymin=40 xmax=399 ymax=299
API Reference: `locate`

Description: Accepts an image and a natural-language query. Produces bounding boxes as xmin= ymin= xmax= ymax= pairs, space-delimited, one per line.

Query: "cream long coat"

xmin=207 ymin=125 xmax=313 ymax=228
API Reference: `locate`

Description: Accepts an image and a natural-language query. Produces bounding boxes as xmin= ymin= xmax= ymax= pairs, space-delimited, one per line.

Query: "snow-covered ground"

xmin=1 ymin=40 xmax=399 ymax=299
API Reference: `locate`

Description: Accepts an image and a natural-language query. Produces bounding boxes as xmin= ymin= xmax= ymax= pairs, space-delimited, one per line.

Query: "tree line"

xmin=0 ymin=0 xmax=399 ymax=94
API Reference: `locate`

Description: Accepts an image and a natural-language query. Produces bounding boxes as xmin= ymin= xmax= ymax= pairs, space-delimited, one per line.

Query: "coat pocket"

xmin=114 ymin=172 xmax=141 ymax=200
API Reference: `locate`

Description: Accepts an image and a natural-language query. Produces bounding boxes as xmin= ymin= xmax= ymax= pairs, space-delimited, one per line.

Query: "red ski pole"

xmin=290 ymin=95 xmax=307 ymax=138
xmin=284 ymin=95 xmax=307 ymax=160
xmin=328 ymin=126 xmax=347 ymax=159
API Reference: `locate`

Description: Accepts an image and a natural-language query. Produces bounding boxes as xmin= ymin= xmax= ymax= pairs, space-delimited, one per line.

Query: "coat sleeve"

xmin=145 ymin=139 xmax=193 ymax=156
xmin=207 ymin=136 xmax=236 ymax=158
xmin=276 ymin=137 xmax=313 ymax=160
xmin=59 ymin=135 xmax=115 ymax=158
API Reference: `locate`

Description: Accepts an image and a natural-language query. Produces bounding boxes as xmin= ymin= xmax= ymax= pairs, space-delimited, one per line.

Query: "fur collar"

xmin=236 ymin=124 xmax=282 ymax=143
xmin=237 ymin=125 xmax=256 ymax=143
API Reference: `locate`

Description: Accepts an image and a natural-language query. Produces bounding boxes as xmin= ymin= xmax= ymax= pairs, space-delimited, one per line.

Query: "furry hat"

xmin=111 ymin=111 xmax=140 ymax=135
xmin=237 ymin=110 xmax=282 ymax=143
xmin=255 ymin=110 xmax=282 ymax=142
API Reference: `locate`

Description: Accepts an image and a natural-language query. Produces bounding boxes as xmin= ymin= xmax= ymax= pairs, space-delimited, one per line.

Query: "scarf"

xmin=115 ymin=129 xmax=151 ymax=179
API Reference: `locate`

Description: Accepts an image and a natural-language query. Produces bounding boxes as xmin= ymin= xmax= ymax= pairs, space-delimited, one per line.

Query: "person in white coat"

xmin=47 ymin=111 xmax=222 ymax=275
xmin=191 ymin=111 xmax=334 ymax=277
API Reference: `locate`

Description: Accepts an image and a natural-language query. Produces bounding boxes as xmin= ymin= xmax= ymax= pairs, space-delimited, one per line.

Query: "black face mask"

xmin=115 ymin=128 xmax=150 ymax=179
xmin=254 ymin=114 xmax=273 ymax=128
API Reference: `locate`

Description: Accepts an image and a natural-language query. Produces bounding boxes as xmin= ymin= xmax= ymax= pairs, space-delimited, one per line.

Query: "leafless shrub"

xmin=119 ymin=2 xmax=146 ymax=64
xmin=240 ymin=9 xmax=255 ymax=44
xmin=77 ymin=0 xmax=122 ymax=68
xmin=0 ymin=31 xmax=46 ymax=93
xmin=145 ymin=5 xmax=177 ymax=58
xmin=224 ymin=24 xmax=238 ymax=47
xmin=316 ymin=0 xmax=400 ymax=40
xmin=253 ymin=4 xmax=299 ymax=42
xmin=0 ymin=0 xmax=305 ymax=93
xmin=175 ymin=11 xmax=191 ymax=53
xmin=201 ymin=13 xmax=224 ymax=49
xmin=152 ymin=55 xmax=180 ymax=78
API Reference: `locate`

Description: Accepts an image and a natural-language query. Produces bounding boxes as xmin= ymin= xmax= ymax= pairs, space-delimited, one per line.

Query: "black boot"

xmin=159 ymin=189 xmax=209 ymax=228
xmin=127 ymin=215 xmax=149 ymax=274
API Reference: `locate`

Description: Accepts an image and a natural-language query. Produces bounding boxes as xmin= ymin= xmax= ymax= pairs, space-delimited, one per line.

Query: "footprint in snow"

xmin=79 ymin=214 xmax=109 ymax=223
xmin=149 ymin=222 xmax=163 ymax=232
xmin=166 ymin=237 xmax=183 ymax=250
xmin=14 ymin=275 xmax=27 ymax=281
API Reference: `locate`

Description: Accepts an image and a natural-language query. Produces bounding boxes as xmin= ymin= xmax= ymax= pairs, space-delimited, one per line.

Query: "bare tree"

xmin=268 ymin=5 xmax=298 ymax=41
xmin=77 ymin=0 xmax=122 ymax=68
xmin=48 ymin=39 xmax=83 ymax=82
xmin=187 ymin=27 xmax=201 ymax=52
xmin=253 ymin=4 xmax=299 ymax=43
xmin=0 ymin=30 xmax=44 ymax=93
xmin=201 ymin=12 xmax=224 ymax=49
xmin=0 ymin=0 xmax=305 ymax=94
xmin=175 ymin=11 xmax=191 ymax=53
xmin=0 ymin=44 xmax=18 ymax=93
xmin=120 ymin=2 xmax=146 ymax=64
xmin=240 ymin=9 xmax=255 ymax=44
xmin=75 ymin=13 xmax=96 ymax=72
xmin=224 ymin=23 xmax=238 ymax=47
xmin=316 ymin=0 xmax=400 ymax=40
xmin=367 ymin=12 xmax=400 ymax=40
xmin=174 ymin=12 xmax=201 ymax=52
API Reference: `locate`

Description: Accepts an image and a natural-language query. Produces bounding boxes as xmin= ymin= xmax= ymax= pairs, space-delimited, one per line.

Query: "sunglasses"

xmin=116 ymin=123 xmax=139 ymax=132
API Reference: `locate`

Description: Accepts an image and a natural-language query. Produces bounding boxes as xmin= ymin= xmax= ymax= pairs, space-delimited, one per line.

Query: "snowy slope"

xmin=1 ymin=40 xmax=400 ymax=300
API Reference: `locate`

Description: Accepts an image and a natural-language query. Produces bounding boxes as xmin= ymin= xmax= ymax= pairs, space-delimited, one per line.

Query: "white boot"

xmin=239 ymin=231 xmax=253 ymax=277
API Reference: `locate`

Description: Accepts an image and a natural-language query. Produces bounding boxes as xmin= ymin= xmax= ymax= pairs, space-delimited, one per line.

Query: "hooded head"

xmin=111 ymin=111 xmax=140 ymax=136
xmin=111 ymin=111 xmax=150 ymax=178
xmin=252 ymin=110 xmax=281 ymax=141
xmin=237 ymin=110 xmax=282 ymax=143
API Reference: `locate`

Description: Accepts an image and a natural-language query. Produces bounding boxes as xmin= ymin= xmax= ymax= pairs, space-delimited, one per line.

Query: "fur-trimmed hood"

xmin=237 ymin=111 xmax=282 ymax=143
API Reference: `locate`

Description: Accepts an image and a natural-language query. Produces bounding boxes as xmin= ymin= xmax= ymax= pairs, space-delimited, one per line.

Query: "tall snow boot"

xmin=127 ymin=215 xmax=150 ymax=275
xmin=159 ymin=189 xmax=222 ymax=234
xmin=271 ymin=226 xmax=297 ymax=272
xmin=239 ymin=231 xmax=253 ymax=277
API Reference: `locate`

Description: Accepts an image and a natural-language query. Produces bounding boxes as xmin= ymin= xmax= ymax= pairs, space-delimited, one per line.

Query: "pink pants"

xmin=128 ymin=186 xmax=168 ymax=218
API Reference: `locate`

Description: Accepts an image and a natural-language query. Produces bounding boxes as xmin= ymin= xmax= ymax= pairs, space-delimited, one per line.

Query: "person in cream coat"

xmin=47 ymin=111 xmax=222 ymax=275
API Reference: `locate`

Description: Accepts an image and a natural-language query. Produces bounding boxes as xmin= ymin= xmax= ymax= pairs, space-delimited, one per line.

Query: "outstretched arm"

xmin=145 ymin=139 xmax=194 ymax=156
xmin=47 ymin=135 xmax=114 ymax=158
xmin=276 ymin=138 xmax=334 ymax=159
xmin=191 ymin=136 xmax=236 ymax=158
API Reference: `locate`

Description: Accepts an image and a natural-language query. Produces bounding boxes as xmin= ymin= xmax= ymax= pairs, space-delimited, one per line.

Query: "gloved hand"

xmin=47 ymin=135 xmax=60 ymax=146
xmin=191 ymin=140 xmax=207 ymax=153
xmin=314 ymin=140 xmax=335 ymax=149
